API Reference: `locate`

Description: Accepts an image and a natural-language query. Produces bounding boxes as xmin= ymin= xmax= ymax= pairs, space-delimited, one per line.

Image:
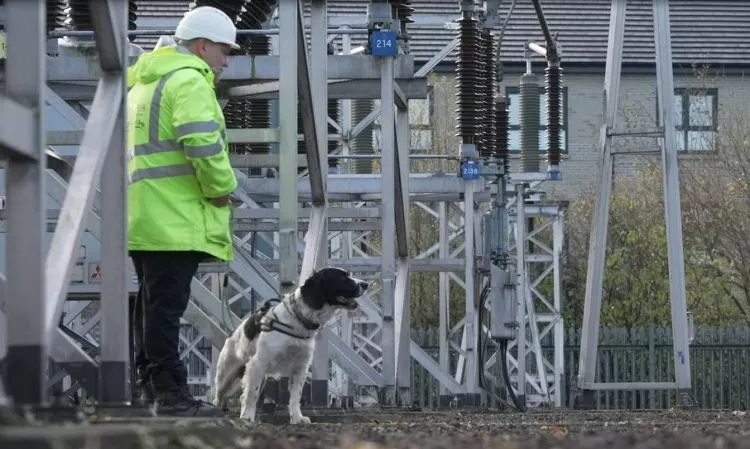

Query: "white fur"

xmin=212 ymin=273 xmax=366 ymax=424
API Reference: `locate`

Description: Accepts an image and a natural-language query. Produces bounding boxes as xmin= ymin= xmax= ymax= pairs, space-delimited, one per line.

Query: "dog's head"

xmin=299 ymin=267 xmax=368 ymax=311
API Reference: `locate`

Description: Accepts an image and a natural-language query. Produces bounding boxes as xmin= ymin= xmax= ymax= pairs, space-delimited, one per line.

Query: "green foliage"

xmin=556 ymin=65 xmax=750 ymax=328
xmin=562 ymin=161 xmax=750 ymax=328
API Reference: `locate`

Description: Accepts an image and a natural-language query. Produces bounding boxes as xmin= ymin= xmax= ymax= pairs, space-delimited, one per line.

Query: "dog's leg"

xmin=214 ymin=362 xmax=244 ymax=409
xmin=238 ymin=358 xmax=264 ymax=422
xmin=212 ymin=347 xmax=235 ymax=407
xmin=288 ymin=365 xmax=311 ymax=425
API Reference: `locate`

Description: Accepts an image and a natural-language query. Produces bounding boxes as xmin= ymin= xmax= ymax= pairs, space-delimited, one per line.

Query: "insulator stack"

xmin=327 ymin=43 xmax=341 ymax=171
xmin=191 ymin=1 xmax=246 ymax=154
xmin=191 ymin=0 xmax=243 ymax=24
xmin=495 ymin=96 xmax=510 ymax=172
xmin=127 ymin=1 xmax=138 ymax=41
xmin=240 ymin=4 xmax=274 ymax=158
xmin=480 ymin=28 xmax=496 ymax=158
xmin=519 ymin=72 xmax=541 ymax=173
xmin=236 ymin=0 xmax=275 ymax=50
xmin=474 ymin=30 xmax=486 ymax=154
xmin=238 ymin=0 xmax=275 ymax=27
xmin=222 ymin=107 xmax=250 ymax=156
xmin=390 ymin=0 xmax=414 ymax=24
xmin=455 ymin=15 xmax=482 ymax=146
xmin=390 ymin=0 xmax=414 ymax=37
xmin=65 ymin=0 xmax=133 ymax=39
xmin=389 ymin=0 xmax=413 ymax=52
xmin=328 ymin=99 xmax=341 ymax=171
xmin=245 ymin=96 xmax=271 ymax=157
xmin=545 ymin=63 xmax=563 ymax=168
xmin=47 ymin=0 xmax=67 ymax=33
xmin=66 ymin=0 xmax=93 ymax=32
xmin=495 ymin=38 xmax=509 ymax=170
xmin=351 ymin=100 xmax=376 ymax=174
xmin=222 ymin=101 xmax=247 ymax=154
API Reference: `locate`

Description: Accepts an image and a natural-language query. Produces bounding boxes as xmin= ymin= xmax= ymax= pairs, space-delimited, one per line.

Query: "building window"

xmin=668 ymin=88 xmax=718 ymax=152
xmin=505 ymin=86 xmax=568 ymax=153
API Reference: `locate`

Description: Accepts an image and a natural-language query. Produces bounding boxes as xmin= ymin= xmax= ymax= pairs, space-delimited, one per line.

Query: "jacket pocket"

xmin=203 ymin=201 xmax=232 ymax=247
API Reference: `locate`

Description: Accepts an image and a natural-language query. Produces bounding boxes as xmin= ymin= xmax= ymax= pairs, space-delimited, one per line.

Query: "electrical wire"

xmin=477 ymin=280 xmax=525 ymax=412
xmin=500 ymin=338 xmax=526 ymax=412
xmin=477 ymin=283 xmax=491 ymax=389
xmin=497 ymin=0 xmax=517 ymax=42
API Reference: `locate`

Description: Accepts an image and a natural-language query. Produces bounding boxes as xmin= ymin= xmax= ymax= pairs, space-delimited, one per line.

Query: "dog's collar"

xmin=258 ymin=294 xmax=319 ymax=340
xmin=286 ymin=295 xmax=320 ymax=331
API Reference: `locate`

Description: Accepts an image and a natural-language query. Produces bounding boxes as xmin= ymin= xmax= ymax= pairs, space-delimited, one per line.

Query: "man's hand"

xmin=208 ymin=195 xmax=232 ymax=207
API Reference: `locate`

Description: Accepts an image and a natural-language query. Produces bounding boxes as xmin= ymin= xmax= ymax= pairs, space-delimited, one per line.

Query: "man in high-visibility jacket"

xmin=127 ymin=6 xmax=239 ymax=417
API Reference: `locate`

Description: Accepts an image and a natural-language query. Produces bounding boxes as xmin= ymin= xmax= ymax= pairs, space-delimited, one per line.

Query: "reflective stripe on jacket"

xmin=126 ymin=45 xmax=238 ymax=261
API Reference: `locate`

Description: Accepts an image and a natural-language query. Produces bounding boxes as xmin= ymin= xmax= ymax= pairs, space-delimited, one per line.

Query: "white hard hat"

xmin=175 ymin=6 xmax=240 ymax=50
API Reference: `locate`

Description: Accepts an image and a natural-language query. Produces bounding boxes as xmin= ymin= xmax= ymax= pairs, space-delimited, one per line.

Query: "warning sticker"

xmin=89 ymin=263 xmax=102 ymax=284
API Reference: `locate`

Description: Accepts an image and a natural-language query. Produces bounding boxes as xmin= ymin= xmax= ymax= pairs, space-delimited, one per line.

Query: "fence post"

xmin=648 ymin=323 xmax=656 ymax=409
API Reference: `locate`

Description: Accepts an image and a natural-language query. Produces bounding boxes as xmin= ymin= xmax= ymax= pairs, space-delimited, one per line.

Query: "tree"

xmin=366 ymin=73 xmax=466 ymax=329
xmin=560 ymin=66 xmax=750 ymax=328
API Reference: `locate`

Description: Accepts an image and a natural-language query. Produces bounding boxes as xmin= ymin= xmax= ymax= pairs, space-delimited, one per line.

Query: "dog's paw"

xmin=290 ymin=415 xmax=311 ymax=425
xmin=239 ymin=412 xmax=256 ymax=423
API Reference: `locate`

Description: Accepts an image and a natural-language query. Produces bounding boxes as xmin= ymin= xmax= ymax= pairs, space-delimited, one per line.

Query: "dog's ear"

xmin=300 ymin=270 xmax=326 ymax=310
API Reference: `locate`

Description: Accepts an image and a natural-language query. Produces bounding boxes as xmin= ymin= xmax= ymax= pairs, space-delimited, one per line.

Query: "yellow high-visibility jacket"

xmin=126 ymin=46 xmax=238 ymax=261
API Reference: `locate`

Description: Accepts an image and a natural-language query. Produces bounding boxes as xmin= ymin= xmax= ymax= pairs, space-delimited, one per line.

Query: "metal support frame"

xmin=500 ymin=202 xmax=565 ymax=408
xmin=462 ymin=178 xmax=478 ymax=397
xmin=0 ymin=0 xmax=129 ymax=407
xmin=576 ymin=0 xmax=694 ymax=407
xmin=1 ymin=0 xmax=49 ymax=406
xmin=277 ymin=0 xmax=300 ymax=291
xmin=378 ymin=43 xmax=397 ymax=406
xmin=299 ymin=0 xmax=331 ymax=406
xmin=0 ymin=2 xmax=574 ymax=411
xmin=95 ymin=0 xmax=130 ymax=405
xmin=394 ymin=80 xmax=411 ymax=405
xmin=32 ymin=55 xmax=417 ymax=83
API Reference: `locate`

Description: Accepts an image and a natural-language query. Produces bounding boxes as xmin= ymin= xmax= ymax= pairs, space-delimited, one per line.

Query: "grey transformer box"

xmin=490 ymin=264 xmax=519 ymax=342
xmin=481 ymin=206 xmax=506 ymax=271
xmin=481 ymin=204 xmax=519 ymax=342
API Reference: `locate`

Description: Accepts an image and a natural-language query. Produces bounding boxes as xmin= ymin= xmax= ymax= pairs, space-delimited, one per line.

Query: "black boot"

xmin=150 ymin=370 xmax=225 ymax=418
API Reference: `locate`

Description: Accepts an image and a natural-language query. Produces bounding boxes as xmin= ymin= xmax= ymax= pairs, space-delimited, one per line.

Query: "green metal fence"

xmin=410 ymin=326 xmax=750 ymax=410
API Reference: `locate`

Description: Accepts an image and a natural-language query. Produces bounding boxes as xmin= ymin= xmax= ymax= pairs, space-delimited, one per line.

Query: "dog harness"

xmin=259 ymin=296 xmax=320 ymax=340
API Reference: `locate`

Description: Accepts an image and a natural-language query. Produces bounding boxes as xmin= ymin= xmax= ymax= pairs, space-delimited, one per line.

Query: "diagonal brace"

xmin=296 ymin=0 xmax=325 ymax=206
xmin=45 ymin=74 xmax=123 ymax=340
xmin=89 ymin=0 xmax=127 ymax=72
xmin=393 ymin=117 xmax=409 ymax=258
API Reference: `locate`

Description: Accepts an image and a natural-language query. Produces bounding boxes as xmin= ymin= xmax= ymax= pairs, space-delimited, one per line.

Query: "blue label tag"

xmin=371 ymin=31 xmax=398 ymax=57
xmin=462 ymin=161 xmax=480 ymax=180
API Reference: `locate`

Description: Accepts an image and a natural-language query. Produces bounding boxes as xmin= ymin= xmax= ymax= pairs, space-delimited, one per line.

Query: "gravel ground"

xmin=2 ymin=409 xmax=750 ymax=448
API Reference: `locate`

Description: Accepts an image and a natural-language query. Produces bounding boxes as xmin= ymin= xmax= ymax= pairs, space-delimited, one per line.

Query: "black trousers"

xmin=130 ymin=250 xmax=206 ymax=387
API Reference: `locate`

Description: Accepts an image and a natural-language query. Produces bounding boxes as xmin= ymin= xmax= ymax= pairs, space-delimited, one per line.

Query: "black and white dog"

xmin=212 ymin=267 xmax=368 ymax=424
